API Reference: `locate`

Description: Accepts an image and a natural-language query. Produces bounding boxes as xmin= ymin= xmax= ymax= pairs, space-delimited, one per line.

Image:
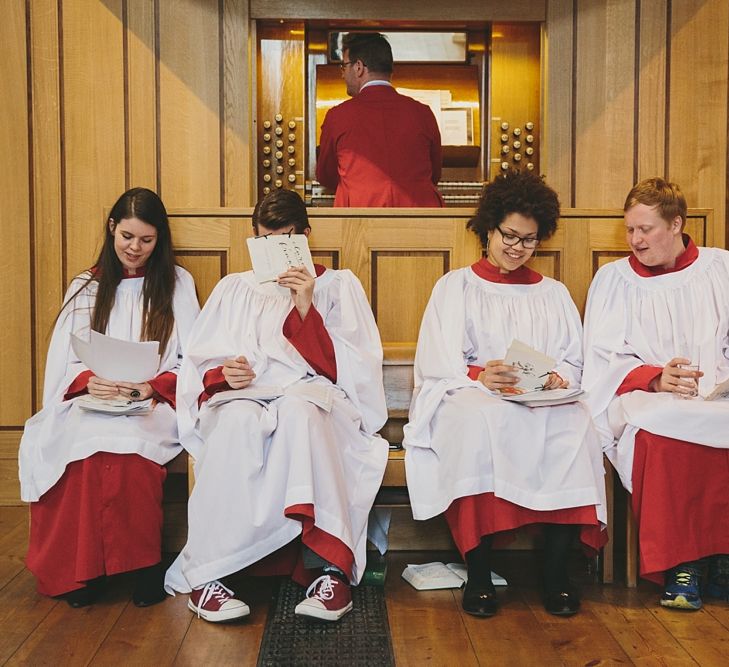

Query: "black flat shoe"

xmin=66 ymin=577 xmax=106 ymax=608
xmin=543 ymin=585 xmax=580 ymax=616
xmin=462 ymin=579 xmax=499 ymax=617
xmin=133 ymin=563 xmax=167 ymax=608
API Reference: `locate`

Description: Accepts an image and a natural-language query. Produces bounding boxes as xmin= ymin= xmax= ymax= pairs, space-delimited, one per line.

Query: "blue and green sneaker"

xmin=660 ymin=563 xmax=702 ymax=610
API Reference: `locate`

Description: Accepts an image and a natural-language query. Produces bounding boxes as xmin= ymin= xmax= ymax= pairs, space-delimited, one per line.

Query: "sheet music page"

xmin=502 ymin=339 xmax=556 ymax=394
xmin=71 ymin=331 xmax=160 ymax=383
xmin=246 ymin=234 xmax=316 ymax=283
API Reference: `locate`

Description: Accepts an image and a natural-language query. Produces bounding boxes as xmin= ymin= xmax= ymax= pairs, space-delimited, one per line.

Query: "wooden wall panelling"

xmin=125 ymin=0 xmax=157 ymax=190
xmin=636 ymin=0 xmax=667 ymax=181
xmin=542 ymin=0 xmax=574 ymax=206
xmin=574 ymin=0 xmax=636 ymax=208
xmin=0 ymin=1 xmax=32 ymax=426
xmin=222 ymin=0 xmax=252 ymax=206
xmin=158 ymin=0 xmax=221 ymax=207
xmin=668 ymin=0 xmax=728 ymax=249
xmin=0 ymin=433 xmax=22 ymax=506
xmin=62 ymin=0 xmax=127 ymax=282
xmin=30 ymin=0 xmax=64 ymax=407
xmin=249 ymin=0 xmax=547 ymax=21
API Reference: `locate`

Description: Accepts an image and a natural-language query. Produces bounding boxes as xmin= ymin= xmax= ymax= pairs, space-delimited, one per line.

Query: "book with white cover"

xmin=705 ymin=377 xmax=729 ymax=401
xmin=77 ymin=395 xmax=154 ymax=415
xmin=402 ymin=562 xmax=507 ymax=590
xmin=502 ymin=387 xmax=585 ymax=407
xmin=246 ymin=233 xmax=316 ymax=284
xmin=502 ymin=339 xmax=555 ymax=394
xmin=206 ymin=383 xmax=333 ymax=412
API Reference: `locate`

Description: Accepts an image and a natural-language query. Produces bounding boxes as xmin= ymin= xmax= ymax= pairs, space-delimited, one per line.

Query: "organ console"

xmin=256 ymin=20 xmax=541 ymax=206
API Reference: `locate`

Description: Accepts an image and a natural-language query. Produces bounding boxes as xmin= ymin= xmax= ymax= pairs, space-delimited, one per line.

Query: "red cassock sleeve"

xmin=617 ymin=365 xmax=663 ymax=396
xmin=148 ymin=371 xmax=177 ymax=408
xmin=467 ymin=365 xmax=484 ymax=381
xmin=64 ymin=370 xmax=94 ymax=400
xmin=198 ymin=366 xmax=232 ymax=407
xmin=283 ymin=306 xmax=337 ymax=383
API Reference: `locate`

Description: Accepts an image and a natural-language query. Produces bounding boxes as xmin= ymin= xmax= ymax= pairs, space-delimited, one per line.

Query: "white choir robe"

xmin=164 ymin=269 xmax=388 ymax=593
xmin=582 ymin=247 xmax=729 ymax=491
xmin=403 ymin=267 xmax=607 ymax=527
xmin=18 ymin=267 xmax=200 ymax=502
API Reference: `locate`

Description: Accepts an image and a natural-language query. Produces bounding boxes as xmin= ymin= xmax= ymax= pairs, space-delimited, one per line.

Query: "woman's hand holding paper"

xmin=116 ymin=381 xmax=154 ymax=401
xmin=543 ymin=372 xmax=569 ymax=390
xmin=87 ymin=375 xmax=122 ymax=400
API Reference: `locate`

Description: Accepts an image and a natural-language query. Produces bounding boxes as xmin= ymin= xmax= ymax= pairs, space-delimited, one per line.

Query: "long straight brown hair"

xmin=60 ymin=188 xmax=177 ymax=356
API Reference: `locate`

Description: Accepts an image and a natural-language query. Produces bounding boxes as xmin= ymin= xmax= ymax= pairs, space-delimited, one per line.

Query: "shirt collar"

xmin=360 ymin=80 xmax=393 ymax=92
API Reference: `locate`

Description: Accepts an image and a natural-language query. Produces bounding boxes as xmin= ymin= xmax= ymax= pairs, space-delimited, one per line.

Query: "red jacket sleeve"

xmin=148 ymin=371 xmax=177 ymax=409
xmin=283 ymin=306 xmax=337 ymax=383
xmin=617 ymin=365 xmax=663 ymax=395
xmin=198 ymin=366 xmax=232 ymax=407
xmin=64 ymin=370 xmax=94 ymax=401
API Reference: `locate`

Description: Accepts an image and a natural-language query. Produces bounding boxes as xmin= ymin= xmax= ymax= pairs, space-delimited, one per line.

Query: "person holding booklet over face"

xmin=582 ymin=178 xmax=729 ymax=611
xmin=18 ymin=188 xmax=200 ymax=608
xmin=165 ymin=189 xmax=388 ymax=623
xmin=403 ymin=170 xmax=607 ymax=617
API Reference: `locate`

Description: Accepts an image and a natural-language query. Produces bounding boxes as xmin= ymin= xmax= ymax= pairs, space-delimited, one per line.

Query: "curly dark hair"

xmin=467 ymin=171 xmax=560 ymax=248
xmin=252 ymin=189 xmax=310 ymax=234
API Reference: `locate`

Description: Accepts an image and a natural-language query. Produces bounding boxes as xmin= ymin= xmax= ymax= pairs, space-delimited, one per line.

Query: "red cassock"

xmin=26 ymin=373 xmax=177 ymax=596
xmin=316 ymin=85 xmax=445 ymax=207
xmin=198 ymin=265 xmax=354 ymax=585
xmin=444 ymin=260 xmax=606 ymax=558
xmin=615 ymin=244 xmax=729 ymax=584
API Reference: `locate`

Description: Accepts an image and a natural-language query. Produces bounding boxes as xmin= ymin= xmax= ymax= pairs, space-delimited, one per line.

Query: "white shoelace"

xmin=306 ymin=574 xmax=338 ymax=601
xmin=195 ymin=580 xmax=234 ymax=616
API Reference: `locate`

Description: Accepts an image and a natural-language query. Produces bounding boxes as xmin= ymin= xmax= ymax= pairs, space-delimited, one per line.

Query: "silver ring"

xmin=130 ymin=389 xmax=141 ymax=399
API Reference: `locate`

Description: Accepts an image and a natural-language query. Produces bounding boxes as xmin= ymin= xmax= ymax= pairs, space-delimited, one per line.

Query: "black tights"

xmin=464 ymin=524 xmax=578 ymax=587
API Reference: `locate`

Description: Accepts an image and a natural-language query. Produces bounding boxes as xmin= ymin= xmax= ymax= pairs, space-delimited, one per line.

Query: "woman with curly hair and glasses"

xmin=403 ymin=170 xmax=607 ymax=618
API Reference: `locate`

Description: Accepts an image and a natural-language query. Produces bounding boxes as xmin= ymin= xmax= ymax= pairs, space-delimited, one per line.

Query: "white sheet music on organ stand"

xmin=246 ymin=233 xmax=316 ymax=283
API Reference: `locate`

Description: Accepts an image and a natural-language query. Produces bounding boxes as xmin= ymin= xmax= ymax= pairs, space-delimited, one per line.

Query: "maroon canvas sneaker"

xmin=188 ymin=580 xmax=250 ymax=622
xmin=294 ymin=573 xmax=353 ymax=621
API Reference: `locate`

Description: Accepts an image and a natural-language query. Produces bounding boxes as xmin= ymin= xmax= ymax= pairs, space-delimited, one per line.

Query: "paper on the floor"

xmin=402 ymin=562 xmax=507 ymax=590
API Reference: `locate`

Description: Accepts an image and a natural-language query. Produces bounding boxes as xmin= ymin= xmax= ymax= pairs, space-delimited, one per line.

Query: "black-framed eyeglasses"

xmin=339 ymin=61 xmax=354 ymax=70
xmin=495 ymin=226 xmax=539 ymax=249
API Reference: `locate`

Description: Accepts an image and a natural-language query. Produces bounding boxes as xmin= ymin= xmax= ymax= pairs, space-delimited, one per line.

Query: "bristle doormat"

xmin=256 ymin=579 xmax=396 ymax=666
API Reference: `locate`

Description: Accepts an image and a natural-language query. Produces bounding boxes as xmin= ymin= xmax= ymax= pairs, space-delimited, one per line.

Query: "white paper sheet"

xmin=502 ymin=387 xmax=585 ymax=407
xmin=246 ymin=234 xmax=316 ymax=284
xmin=70 ymin=330 xmax=160 ymax=383
xmin=502 ymin=339 xmax=556 ymax=394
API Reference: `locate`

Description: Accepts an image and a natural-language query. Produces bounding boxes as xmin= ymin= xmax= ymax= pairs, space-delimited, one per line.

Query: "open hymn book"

xmin=246 ymin=233 xmax=316 ymax=284
xmin=402 ymin=562 xmax=507 ymax=590
xmin=704 ymin=377 xmax=729 ymax=401
xmin=498 ymin=340 xmax=584 ymax=407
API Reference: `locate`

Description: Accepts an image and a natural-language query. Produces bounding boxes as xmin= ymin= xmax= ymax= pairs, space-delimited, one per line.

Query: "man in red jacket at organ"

xmin=316 ymin=32 xmax=444 ymax=207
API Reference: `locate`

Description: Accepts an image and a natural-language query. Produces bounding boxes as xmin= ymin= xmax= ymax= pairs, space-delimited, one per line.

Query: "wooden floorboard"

xmin=4 ymin=506 xmax=729 ymax=666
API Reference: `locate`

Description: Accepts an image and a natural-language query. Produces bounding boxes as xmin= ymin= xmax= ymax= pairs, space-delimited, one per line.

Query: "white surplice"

xmin=18 ymin=267 xmax=200 ymax=502
xmin=403 ymin=267 xmax=607 ymax=525
xmin=164 ymin=269 xmax=388 ymax=592
xmin=582 ymin=248 xmax=729 ymax=491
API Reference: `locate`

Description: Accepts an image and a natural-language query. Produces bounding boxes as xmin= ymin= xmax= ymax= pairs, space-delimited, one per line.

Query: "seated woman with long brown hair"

xmin=19 ymin=188 xmax=199 ymax=608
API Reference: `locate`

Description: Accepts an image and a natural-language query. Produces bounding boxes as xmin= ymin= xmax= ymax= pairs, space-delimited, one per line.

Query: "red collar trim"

xmin=314 ymin=263 xmax=326 ymax=277
xmin=470 ymin=257 xmax=543 ymax=284
xmin=628 ymin=235 xmax=698 ymax=276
